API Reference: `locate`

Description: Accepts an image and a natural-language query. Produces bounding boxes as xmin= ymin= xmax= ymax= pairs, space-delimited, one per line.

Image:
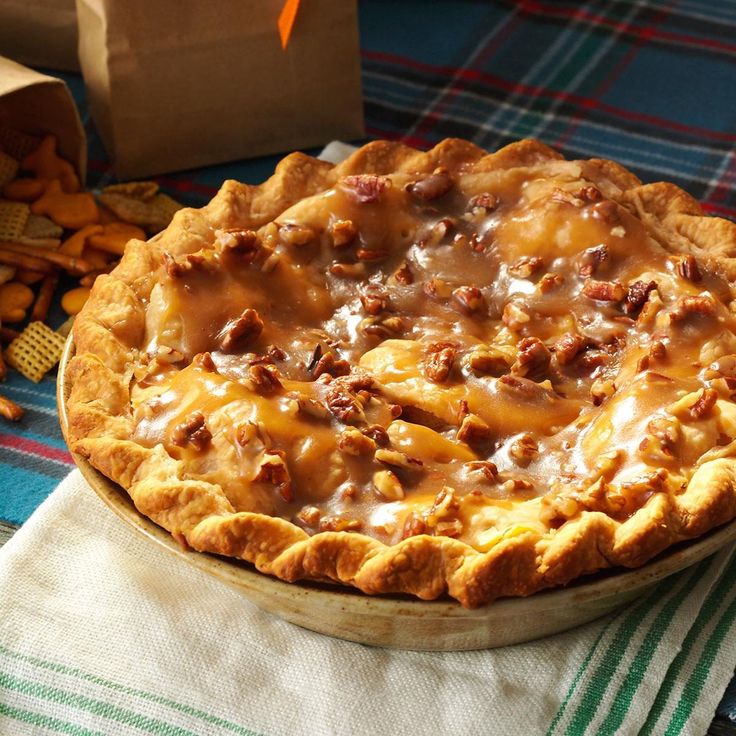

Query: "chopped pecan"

xmin=509 ymin=255 xmax=544 ymax=279
xmin=279 ymin=223 xmax=316 ymax=247
xmin=171 ymin=411 xmax=211 ymax=451
xmin=338 ymin=427 xmax=376 ymax=456
xmin=391 ymin=260 xmax=414 ymax=285
xmin=578 ymin=349 xmax=611 ymax=372
xmin=578 ymin=245 xmax=608 ymax=278
xmin=219 ymin=308 xmax=264 ymax=352
xmin=624 ymin=280 xmax=657 ymax=315
xmin=451 ymin=285 xmax=484 ymax=314
xmin=373 ymin=470 xmax=404 ymax=501
xmin=512 ymin=337 xmax=551 ymax=379
xmin=406 ymin=167 xmax=453 ymax=201
xmin=551 ymin=188 xmax=584 ymax=207
xmin=457 ymin=413 xmax=492 ymax=445
xmin=294 ymin=393 xmax=330 ymax=420
xmin=539 ymin=272 xmax=564 ymax=293
xmin=329 ymin=219 xmax=357 ymax=248
xmin=318 ymin=516 xmax=363 ymax=533
xmin=342 ymin=174 xmax=390 ymax=204
xmin=463 ymin=460 xmax=498 ymax=481
xmin=248 ymin=363 xmax=282 ymax=394
xmin=582 ymin=278 xmax=625 ymax=302
xmin=468 ymin=345 xmax=512 ymax=376
xmin=423 ymin=278 xmax=452 ymax=300
xmin=326 ymin=386 xmax=362 ymax=423
xmin=193 ymin=352 xmax=216 ymax=372
xmin=669 ymin=295 xmax=716 ymax=323
xmin=509 ymin=434 xmax=539 ymax=466
xmin=590 ymin=200 xmax=619 ymax=223
xmin=362 ymin=316 xmax=405 ymax=339
xmin=689 ymin=388 xmax=718 ymax=419
xmin=312 ymin=350 xmax=351 ymax=378
xmin=162 ymin=251 xmax=188 ymax=278
xmin=678 ymin=254 xmax=702 ymax=282
xmin=466 ymin=192 xmax=498 ymax=212
xmin=356 ymin=247 xmax=389 ymax=262
xmin=375 ymin=448 xmax=423 ymax=469
xmin=254 ymin=450 xmax=292 ymax=502
xmin=418 ymin=218 xmax=454 ymax=248
xmin=650 ymin=338 xmax=667 ymax=362
xmin=216 ymin=228 xmax=260 ymax=260
xmin=329 ymin=262 xmax=367 ymax=279
xmin=297 ymin=506 xmax=321 ymax=526
xmin=428 ymin=487 xmax=460 ymax=522
xmin=591 ymin=377 xmax=615 ymax=405
xmin=360 ymin=283 xmax=389 ymax=315
xmin=575 ymin=185 xmax=603 ymax=203
xmin=639 ymin=416 xmax=680 ymax=463
xmin=554 ymin=332 xmax=586 ymax=366
xmin=435 ymin=519 xmax=463 ymax=537
xmin=424 ymin=343 xmax=457 ymax=383
xmin=401 ymin=512 xmax=428 ymax=539
xmin=502 ymin=301 xmax=531 ymax=330
xmin=498 ymin=374 xmax=551 ymax=398
xmin=362 ymin=424 xmax=389 ymax=447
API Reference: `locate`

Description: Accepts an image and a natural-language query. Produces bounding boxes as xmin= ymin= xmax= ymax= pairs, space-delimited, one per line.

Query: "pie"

xmin=65 ymin=138 xmax=736 ymax=608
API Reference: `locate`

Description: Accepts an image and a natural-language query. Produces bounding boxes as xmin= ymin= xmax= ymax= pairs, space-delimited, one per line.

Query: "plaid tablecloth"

xmin=1 ymin=0 xmax=735 ymax=731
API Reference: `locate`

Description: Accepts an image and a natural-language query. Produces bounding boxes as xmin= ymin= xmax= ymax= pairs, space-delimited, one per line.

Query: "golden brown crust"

xmin=66 ymin=138 xmax=736 ymax=608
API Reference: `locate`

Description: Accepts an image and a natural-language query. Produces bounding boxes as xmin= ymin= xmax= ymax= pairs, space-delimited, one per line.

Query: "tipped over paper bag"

xmin=0 ymin=56 xmax=86 ymax=182
xmin=77 ymin=0 xmax=364 ymax=179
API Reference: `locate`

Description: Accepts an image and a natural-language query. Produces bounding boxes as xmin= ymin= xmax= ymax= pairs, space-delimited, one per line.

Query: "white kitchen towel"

xmin=1 ymin=470 xmax=736 ymax=736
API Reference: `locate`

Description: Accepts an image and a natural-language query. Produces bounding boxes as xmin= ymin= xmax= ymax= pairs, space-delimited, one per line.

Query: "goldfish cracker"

xmin=31 ymin=180 xmax=99 ymax=230
xmin=3 ymin=178 xmax=47 ymax=202
xmin=60 ymin=224 xmax=103 ymax=257
xmin=88 ymin=222 xmax=147 ymax=256
xmin=61 ymin=286 xmax=91 ymax=316
xmin=0 ymin=281 xmax=34 ymax=321
xmin=21 ymin=135 xmax=80 ymax=193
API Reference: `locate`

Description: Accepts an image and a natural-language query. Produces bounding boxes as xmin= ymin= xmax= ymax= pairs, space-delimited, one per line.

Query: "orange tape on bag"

xmin=278 ymin=0 xmax=301 ymax=49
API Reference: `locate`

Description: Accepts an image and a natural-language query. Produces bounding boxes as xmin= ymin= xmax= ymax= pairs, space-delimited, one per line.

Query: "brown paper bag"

xmin=0 ymin=56 xmax=86 ymax=181
xmin=0 ymin=0 xmax=79 ymax=72
xmin=77 ymin=0 xmax=364 ymax=179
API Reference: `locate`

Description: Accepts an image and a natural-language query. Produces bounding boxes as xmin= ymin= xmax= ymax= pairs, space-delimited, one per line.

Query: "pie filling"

xmin=129 ymin=161 xmax=736 ymax=550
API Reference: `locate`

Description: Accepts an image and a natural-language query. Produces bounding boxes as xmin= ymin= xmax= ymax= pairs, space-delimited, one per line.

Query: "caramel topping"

xmin=134 ymin=160 xmax=736 ymax=548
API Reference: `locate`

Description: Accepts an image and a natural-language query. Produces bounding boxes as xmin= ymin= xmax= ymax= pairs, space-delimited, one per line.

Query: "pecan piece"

xmin=362 ymin=424 xmax=389 ymax=447
xmin=509 ymin=256 xmax=544 ymax=279
xmin=466 ymin=192 xmax=498 ymax=213
xmin=418 ymin=218 xmax=454 ymax=248
xmin=424 ymin=343 xmax=457 ymax=383
xmin=375 ymin=448 xmax=423 ymax=469
xmin=457 ymin=413 xmax=492 ymax=445
xmin=219 ymin=308 xmax=264 ymax=352
xmin=356 ymin=247 xmax=389 ymax=262
xmin=338 ymin=427 xmax=376 ymax=456
xmin=406 ymin=167 xmax=453 ymax=201
xmin=254 ymin=450 xmax=292 ymax=502
xmin=451 ymin=285 xmax=484 ymax=314
xmin=591 ymin=377 xmax=616 ymax=405
xmin=391 ymin=260 xmax=414 ymax=285
xmin=162 ymin=251 xmax=188 ymax=278
xmin=509 ymin=434 xmax=538 ymax=466
xmin=343 ymin=174 xmax=390 ymax=204
xmin=575 ymin=185 xmax=603 ymax=203
xmin=311 ymin=350 xmax=350 ymax=378
xmin=669 ymin=295 xmax=716 ymax=323
xmin=553 ymin=332 xmax=586 ymax=366
xmin=248 ymin=363 xmax=282 ymax=394
xmin=582 ymin=279 xmax=626 ymax=302
xmin=578 ymin=245 xmax=608 ymax=278
xmin=590 ymin=200 xmax=619 ymax=223
xmin=326 ymin=386 xmax=362 ymax=423
xmin=279 ymin=223 xmax=316 ymax=247
xmin=468 ymin=346 xmax=511 ymax=376
xmin=373 ymin=470 xmax=404 ymax=501
xmin=318 ymin=516 xmax=363 ymax=533
xmin=539 ymin=272 xmax=564 ymax=293
xmin=463 ymin=460 xmax=499 ymax=481
xmin=624 ymin=280 xmax=657 ymax=315
xmin=216 ymin=228 xmax=260 ymax=258
xmin=689 ymin=388 xmax=718 ymax=419
xmin=329 ymin=219 xmax=357 ymax=248
xmin=402 ymin=512 xmax=428 ymax=539
xmin=171 ymin=411 xmax=212 ymax=451
xmin=678 ymin=254 xmax=702 ymax=282
xmin=502 ymin=301 xmax=531 ymax=331
xmin=360 ymin=283 xmax=389 ymax=315
xmin=193 ymin=352 xmax=216 ymax=372
xmin=329 ymin=262 xmax=367 ymax=279
xmin=511 ymin=337 xmax=551 ymax=379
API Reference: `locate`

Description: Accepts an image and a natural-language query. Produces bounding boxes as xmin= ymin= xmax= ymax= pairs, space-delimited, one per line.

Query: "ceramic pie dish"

xmin=62 ymin=138 xmax=736 ymax=619
xmin=56 ymin=342 xmax=736 ymax=650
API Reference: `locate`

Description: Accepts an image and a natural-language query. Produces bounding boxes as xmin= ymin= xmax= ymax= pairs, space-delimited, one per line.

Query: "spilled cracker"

xmin=5 ymin=321 xmax=67 ymax=383
xmin=24 ymin=214 xmax=63 ymax=240
xmin=0 ymin=200 xmax=30 ymax=241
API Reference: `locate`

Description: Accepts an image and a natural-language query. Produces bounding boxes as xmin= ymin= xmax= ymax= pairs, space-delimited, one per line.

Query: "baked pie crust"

xmin=65 ymin=139 xmax=736 ymax=608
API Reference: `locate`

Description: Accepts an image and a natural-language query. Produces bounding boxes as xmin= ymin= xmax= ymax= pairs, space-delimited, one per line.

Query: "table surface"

xmin=1 ymin=0 xmax=735 ymax=731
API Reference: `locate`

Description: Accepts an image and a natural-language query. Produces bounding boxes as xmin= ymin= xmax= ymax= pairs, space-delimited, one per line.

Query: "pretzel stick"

xmin=0 ymin=249 xmax=55 ymax=275
xmin=0 ymin=243 xmax=92 ymax=276
xmin=31 ymin=273 xmax=59 ymax=322
xmin=0 ymin=326 xmax=20 ymax=344
xmin=0 ymin=393 xmax=23 ymax=421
